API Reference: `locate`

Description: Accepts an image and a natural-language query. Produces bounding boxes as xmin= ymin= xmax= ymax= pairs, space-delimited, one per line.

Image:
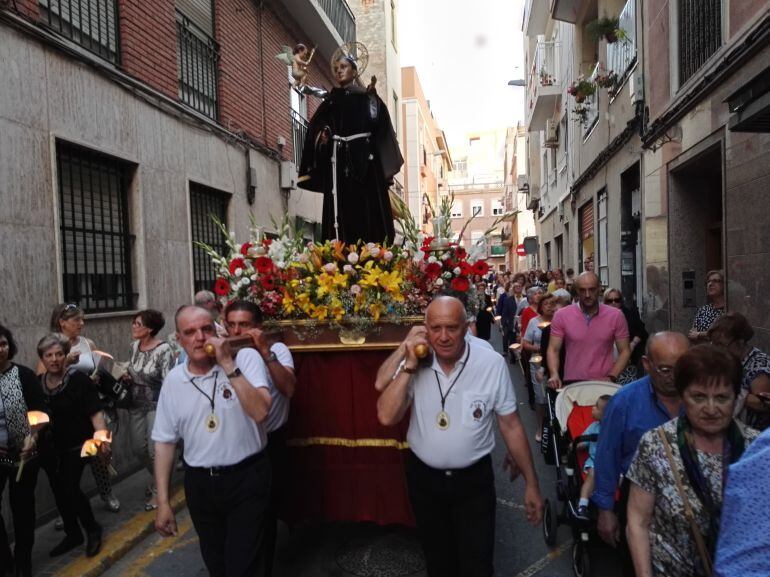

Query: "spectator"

xmin=626 ymin=344 xmax=758 ymax=577
xmin=546 ymin=272 xmax=630 ymax=389
xmin=603 ymin=288 xmax=649 ymax=384
xmin=519 ymin=286 xmax=544 ymax=408
xmin=709 ymin=313 xmax=770 ymax=430
xmin=592 ymin=332 xmax=690 ymax=576
xmin=565 ymin=268 xmax=576 ymax=287
xmin=124 ymin=310 xmax=175 ymax=511
xmin=0 ymin=325 xmax=44 ymax=577
xmin=522 ymin=293 xmax=557 ymax=441
xmin=500 ymin=282 xmax=525 ymax=357
xmin=475 ymin=295 xmax=494 ymax=341
xmin=47 ymin=304 xmax=119 ymax=513
xmin=714 ymin=425 xmax=770 ymax=577
xmin=37 ymin=333 xmax=109 ymax=558
xmin=194 ymin=290 xmax=227 ymax=336
xmin=689 ymin=270 xmax=725 ymax=342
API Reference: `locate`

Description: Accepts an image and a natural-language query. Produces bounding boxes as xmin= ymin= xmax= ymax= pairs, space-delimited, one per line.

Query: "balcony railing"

xmin=583 ymin=62 xmax=600 ymax=135
xmin=291 ymin=110 xmax=308 ymax=167
xmin=39 ymin=0 xmax=120 ymax=63
xmin=678 ymin=0 xmax=722 ymax=85
xmin=176 ymin=13 xmax=219 ymax=120
xmin=607 ymin=0 xmax=637 ymax=82
xmin=527 ymin=40 xmax=560 ymax=109
xmin=317 ymin=0 xmax=356 ymax=44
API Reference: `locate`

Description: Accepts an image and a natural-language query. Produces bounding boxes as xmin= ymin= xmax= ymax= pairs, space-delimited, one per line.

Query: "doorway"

xmin=621 ymin=163 xmax=642 ymax=313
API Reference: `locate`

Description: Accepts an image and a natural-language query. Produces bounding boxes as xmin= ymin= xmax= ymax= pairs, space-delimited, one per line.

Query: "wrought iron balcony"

xmin=291 ymin=110 xmax=308 ymax=168
xmin=277 ymin=0 xmax=356 ymax=63
xmin=678 ymin=0 xmax=722 ymax=85
xmin=176 ymin=13 xmax=220 ymax=120
xmin=317 ymin=0 xmax=356 ymax=44
xmin=526 ymin=40 xmax=562 ymax=131
xmin=607 ymin=0 xmax=637 ymax=83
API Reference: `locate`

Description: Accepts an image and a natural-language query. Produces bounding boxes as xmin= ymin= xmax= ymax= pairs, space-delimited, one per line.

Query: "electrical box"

xmin=280 ymin=161 xmax=297 ymax=190
xmin=682 ymin=270 xmax=696 ymax=308
xmin=629 ymin=71 xmax=644 ymax=104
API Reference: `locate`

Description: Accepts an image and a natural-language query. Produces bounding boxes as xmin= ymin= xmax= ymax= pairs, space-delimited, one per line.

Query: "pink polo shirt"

xmin=550 ymin=303 xmax=629 ymax=382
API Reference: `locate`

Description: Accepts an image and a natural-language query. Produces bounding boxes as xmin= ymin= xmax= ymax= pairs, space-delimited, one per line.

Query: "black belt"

xmin=184 ymin=451 xmax=265 ymax=477
xmin=409 ymin=451 xmax=491 ymax=478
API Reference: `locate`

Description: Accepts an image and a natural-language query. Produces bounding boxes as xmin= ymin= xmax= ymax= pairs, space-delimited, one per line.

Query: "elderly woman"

xmin=47 ymin=303 xmax=120 ymax=513
xmin=37 ymin=333 xmax=110 ymax=558
xmin=518 ymin=286 xmax=544 ymax=409
xmin=0 ymin=325 xmax=43 ymax=577
xmin=522 ymin=292 xmax=557 ymax=441
xmin=709 ymin=312 xmax=770 ymax=431
xmin=689 ymin=270 xmax=726 ymax=342
xmin=626 ymin=345 xmax=757 ymax=577
xmin=124 ymin=310 xmax=175 ymax=510
xmin=603 ymin=287 xmax=649 ymax=384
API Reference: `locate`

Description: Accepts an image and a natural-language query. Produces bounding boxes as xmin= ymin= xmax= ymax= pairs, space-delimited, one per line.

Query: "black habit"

xmin=297 ymin=85 xmax=403 ymax=244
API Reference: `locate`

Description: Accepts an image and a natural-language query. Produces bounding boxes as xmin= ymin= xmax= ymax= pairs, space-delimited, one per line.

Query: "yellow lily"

xmin=309 ymin=304 xmax=329 ymax=321
xmin=369 ymin=302 xmax=386 ymax=322
xmin=330 ymin=299 xmax=345 ymax=322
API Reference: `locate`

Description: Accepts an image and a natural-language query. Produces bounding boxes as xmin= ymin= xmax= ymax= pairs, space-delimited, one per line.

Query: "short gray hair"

xmin=37 ymin=333 xmax=71 ymax=358
xmin=194 ymin=290 xmax=216 ymax=306
xmin=526 ymin=286 xmax=543 ymax=299
xmin=603 ymin=287 xmax=622 ymax=301
xmin=552 ymin=288 xmax=571 ymax=304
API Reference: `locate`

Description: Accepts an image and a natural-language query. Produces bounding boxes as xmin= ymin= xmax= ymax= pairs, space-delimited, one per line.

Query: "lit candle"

xmin=80 ymin=439 xmax=100 ymax=458
xmin=94 ymin=429 xmax=112 ymax=443
xmin=509 ymin=343 xmax=521 ymax=351
xmin=531 ymin=354 xmax=543 ymax=365
xmin=538 ymin=321 xmax=551 ymax=329
xmin=494 ymin=315 xmax=502 ymax=322
xmin=27 ymin=411 xmax=50 ymax=427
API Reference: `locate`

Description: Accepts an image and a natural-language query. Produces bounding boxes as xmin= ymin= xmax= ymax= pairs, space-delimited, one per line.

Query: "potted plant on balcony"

xmin=572 ymin=104 xmax=590 ymax=128
xmin=567 ymin=76 xmax=596 ymax=104
xmin=595 ymin=69 xmax=620 ymax=96
xmin=539 ymin=68 xmax=554 ymax=86
xmin=587 ymin=16 xmax=627 ymax=43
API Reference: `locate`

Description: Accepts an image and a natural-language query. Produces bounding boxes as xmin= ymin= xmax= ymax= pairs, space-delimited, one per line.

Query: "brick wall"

xmin=119 ymin=0 xmax=178 ymax=99
xmin=11 ymin=0 xmax=38 ymax=20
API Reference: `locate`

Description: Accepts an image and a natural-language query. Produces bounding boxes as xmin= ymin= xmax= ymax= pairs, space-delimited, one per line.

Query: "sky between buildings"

xmin=399 ymin=0 xmax=527 ymax=152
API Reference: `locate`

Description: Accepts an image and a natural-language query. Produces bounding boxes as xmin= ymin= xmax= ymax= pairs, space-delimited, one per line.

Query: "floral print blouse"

xmin=626 ymin=418 xmax=757 ymax=577
xmin=127 ymin=341 xmax=175 ymax=409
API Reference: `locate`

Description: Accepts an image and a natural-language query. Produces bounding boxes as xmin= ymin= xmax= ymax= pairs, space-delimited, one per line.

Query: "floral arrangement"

xmin=539 ymin=68 xmax=554 ymax=86
xmin=586 ymin=17 xmax=627 ymax=44
xmin=572 ymin=104 xmax=590 ymax=127
xmin=567 ymin=76 xmax=596 ymax=104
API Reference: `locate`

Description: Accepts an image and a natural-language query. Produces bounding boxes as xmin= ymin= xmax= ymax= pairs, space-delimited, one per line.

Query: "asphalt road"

xmin=103 ymin=329 xmax=622 ymax=577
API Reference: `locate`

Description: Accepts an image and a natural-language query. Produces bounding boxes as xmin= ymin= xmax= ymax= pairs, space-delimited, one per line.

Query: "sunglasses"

xmin=605 ymin=298 xmax=622 ymax=304
xmin=64 ymin=303 xmax=80 ymax=311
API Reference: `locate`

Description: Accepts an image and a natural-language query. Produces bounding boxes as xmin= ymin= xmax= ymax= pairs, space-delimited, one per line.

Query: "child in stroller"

xmin=574 ymin=395 xmax=611 ymax=520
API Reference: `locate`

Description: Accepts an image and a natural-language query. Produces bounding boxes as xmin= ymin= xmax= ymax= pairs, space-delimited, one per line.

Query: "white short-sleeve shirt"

xmin=152 ymin=349 xmax=270 ymax=467
xmin=407 ymin=341 xmax=517 ymax=469
xmin=264 ymin=342 xmax=295 ymax=433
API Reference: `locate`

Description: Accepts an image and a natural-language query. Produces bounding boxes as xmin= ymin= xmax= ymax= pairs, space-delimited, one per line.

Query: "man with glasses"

xmin=592 ymin=331 xmax=690 ymax=576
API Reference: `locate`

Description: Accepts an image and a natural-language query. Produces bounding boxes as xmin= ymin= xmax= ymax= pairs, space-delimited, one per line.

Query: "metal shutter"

xmin=176 ymin=0 xmax=213 ymax=35
xmin=580 ymin=202 xmax=594 ymax=240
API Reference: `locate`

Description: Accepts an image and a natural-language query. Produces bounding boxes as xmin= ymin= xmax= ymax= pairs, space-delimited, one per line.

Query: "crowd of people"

xmin=0 ymin=263 xmax=768 ymax=577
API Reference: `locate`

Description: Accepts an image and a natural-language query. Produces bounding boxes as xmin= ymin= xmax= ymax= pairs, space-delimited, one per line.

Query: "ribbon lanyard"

xmin=190 ymin=371 xmax=219 ymax=415
xmin=434 ymin=345 xmax=471 ymax=413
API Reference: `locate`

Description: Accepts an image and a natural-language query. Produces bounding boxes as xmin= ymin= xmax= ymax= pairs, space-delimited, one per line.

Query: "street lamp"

xmin=507 ymin=79 xmax=526 ymax=87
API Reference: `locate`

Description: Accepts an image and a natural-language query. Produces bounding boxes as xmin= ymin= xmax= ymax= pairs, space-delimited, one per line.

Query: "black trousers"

xmin=260 ymin=426 xmax=287 ymax=577
xmin=617 ymin=479 xmax=636 ymax=577
xmin=40 ymin=451 xmax=99 ymax=539
xmin=0 ymin=462 xmax=38 ymax=572
xmin=520 ymin=351 xmax=535 ymax=406
xmin=185 ymin=452 xmax=271 ymax=577
xmin=405 ymin=452 xmax=496 ymax=577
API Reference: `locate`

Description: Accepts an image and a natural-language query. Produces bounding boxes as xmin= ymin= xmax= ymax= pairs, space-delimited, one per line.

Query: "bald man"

xmin=377 ymin=296 xmax=542 ymax=577
xmin=547 ymin=271 xmax=631 ymax=388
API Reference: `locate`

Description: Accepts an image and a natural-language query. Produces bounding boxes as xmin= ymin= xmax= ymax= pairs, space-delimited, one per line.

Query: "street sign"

xmin=516 ymin=244 xmax=527 ymax=257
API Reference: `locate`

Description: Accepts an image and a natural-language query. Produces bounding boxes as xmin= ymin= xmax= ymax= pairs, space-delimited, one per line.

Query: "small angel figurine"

xmin=276 ymin=43 xmax=316 ymax=88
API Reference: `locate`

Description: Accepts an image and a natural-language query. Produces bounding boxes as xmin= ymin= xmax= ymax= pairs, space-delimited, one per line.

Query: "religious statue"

xmin=297 ymin=42 xmax=403 ymax=244
xmin=275 ymin=43 xmax=316 ymax=88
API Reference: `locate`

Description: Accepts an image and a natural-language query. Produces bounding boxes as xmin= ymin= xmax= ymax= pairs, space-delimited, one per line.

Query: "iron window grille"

xmin=176 ymin=11 xmax=220 ymax=119
xmin=39 ymin=0 xmax=120 ymax=63
xmin=678 ymin=0 xmax=722 ymax=85
xmin=291 ymin=110 xmax=308 ymax=168
xmin=190 ymin=182 xmax=229 ymax=294
xmin=57 ymin=141 xmax=134 ymax=312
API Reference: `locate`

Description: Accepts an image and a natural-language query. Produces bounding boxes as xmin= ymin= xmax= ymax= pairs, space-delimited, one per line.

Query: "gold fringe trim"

xmin=287 ymin=436 xmax=410 ymax=450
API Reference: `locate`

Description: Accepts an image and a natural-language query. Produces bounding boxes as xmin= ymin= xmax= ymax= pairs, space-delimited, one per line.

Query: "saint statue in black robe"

xmin=297 ymin=56 xmax=403 ymax=244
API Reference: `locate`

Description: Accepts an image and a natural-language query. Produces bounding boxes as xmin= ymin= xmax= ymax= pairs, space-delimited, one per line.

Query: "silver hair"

xmin=37 ymin=333 xmax=71 ymax=358
xmin=552 ymin=288 xmax=572 ymax=303
xmin=603 ymin=287 xmax=622 ymax=301
xmin=194 ymin=290 xmax=216 ymax=306
xmin=526 ymin=286 xmax=543 ymax=299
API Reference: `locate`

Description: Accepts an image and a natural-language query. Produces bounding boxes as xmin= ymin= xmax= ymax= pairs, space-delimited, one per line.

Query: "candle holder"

xmin=429 ymin=216 xmax=450 ymax=250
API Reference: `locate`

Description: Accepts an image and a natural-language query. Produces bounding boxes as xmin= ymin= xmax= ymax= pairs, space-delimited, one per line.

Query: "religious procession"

xmin=1 ymin=0 xmax=770 ymax=577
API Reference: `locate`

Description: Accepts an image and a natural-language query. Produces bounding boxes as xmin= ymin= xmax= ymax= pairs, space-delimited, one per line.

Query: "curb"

xmin=53 ymin=487 xmax=187 ymax=577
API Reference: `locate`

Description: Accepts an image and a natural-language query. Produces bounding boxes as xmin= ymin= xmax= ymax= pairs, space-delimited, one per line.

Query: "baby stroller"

xmin=540 ymin=381 xmax=620 ymax=577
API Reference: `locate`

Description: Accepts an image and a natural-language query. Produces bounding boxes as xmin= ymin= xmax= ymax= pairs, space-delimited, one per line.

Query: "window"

xmin=678 ymin=0 xmax=722 ymax=85
xmin=471 ymin=200 xmax=484 ymax=217
xmin=390 ymin=0 xmax=398 ymax=51
xmin=39 ymin=0 xmax=120 ymax=63
xmin=453 ymin=159 xmax=467 ymax=174
xmin=545 ymin=241 xmax=552 ymax=272
xmin=56 ymin=141 xmax=134 ymax=312
xmin=471 ymin=230 xmax=484 ymax=246
xmin=597 ymin=189 xmax=609 ymax=285
xmin=450 ymin=201 xmax=463 ymax=218
xmin=492 ymin=200 xmax=504 ymax=216
xmin=176 ymin=9 xmax=219 ymax=119
xmin=190 ymin=182 xmax=229 ymax=294
xmin=290 ymin=66 xmax=308 ymax=167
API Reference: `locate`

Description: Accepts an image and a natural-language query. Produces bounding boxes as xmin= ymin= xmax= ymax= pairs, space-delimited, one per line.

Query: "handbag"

xmin=657 ymin=428 xmax=714 ymax=577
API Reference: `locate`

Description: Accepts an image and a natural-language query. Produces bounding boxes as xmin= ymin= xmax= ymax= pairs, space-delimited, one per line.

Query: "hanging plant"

xmin=572 ymin=104 xmax=590 ymax=128
xmin=567 ymin=76 xmax=596 ymax=104
xmin=587 ymin=17 xmax=627 ymax=43
xmin=595 ymin=69 xmax=620 ymax=94
xmin=539 ymin=68 xmax=554 ymax=86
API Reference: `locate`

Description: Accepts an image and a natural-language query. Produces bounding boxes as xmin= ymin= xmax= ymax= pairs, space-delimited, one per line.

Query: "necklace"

xmin=190 ymin=371 xmax=220 ymax=433
xmin=433 ymin=346 xmax=471 ymax=430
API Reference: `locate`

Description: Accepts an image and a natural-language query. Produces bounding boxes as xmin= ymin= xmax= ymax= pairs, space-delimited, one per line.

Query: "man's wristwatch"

xmin=227 ymin=367 xmax=242 ymax=380
xmin=265 ymin=351 xmax=278 ymax=363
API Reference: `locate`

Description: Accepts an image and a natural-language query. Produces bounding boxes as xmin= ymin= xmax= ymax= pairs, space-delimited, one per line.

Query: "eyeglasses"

xmin=64 ymin=303 xmax=80 ymax=311
xmin=649 ymin=361 xmax=675 ymax=379
xmin=605 ymin=298 xmax=622 ymax=304
xmin=707 ymin=279 xmax=723 ymax=285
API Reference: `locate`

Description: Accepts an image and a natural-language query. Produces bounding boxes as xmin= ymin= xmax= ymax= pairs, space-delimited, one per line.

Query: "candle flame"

xmin=27 ymin=411 xmax=50 ymax=426
xmin=508 ymin=343 xmax=521 ymax=350
xmin=94 ymin=429 xmax=112 ymax=443
xmin=493 ymin=316 xmax=502 ymax=322
xmin=80 ymin=439 xmax=100 ymax=457
xmin=531 ymin=354 xmax=543 ymax=364
xmin=538 ymin=321 xmax=551 ymax=329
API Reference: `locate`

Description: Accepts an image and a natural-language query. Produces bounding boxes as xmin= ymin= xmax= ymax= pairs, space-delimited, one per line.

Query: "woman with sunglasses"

xmin=689 ymin=270 xmax=726 ymax=343
xmin=603 ymin=288 xmax=648 ymax=384
xmin=47 ymin=304 xmax=120 ymax=513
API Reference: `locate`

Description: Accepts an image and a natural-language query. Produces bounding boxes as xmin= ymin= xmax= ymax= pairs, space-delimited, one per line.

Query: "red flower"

xmin=214 ymin=278 xmax=230 ymax=296
xmin=472 ymin=260 xmax=490 ymax=276
xmin=255 ymin=256 xmax=273 ymax=274
xmin=261 ymin=276 xmax=277 ymax=291
xmin=421 ymin=236 xmax=434 ymax=250
xmin=229 ymin=258 xmax=246 ymax=275
xmin=459 ymin=262 xmax=473 ymax=277
xmin=455 ymin=246 xmax=467 ymax=260
xmin=425 ymin=262 xmax=442 ymax=278
xmin=240 ymin=242 xmax=252 ymax=256
xmin=450 ymin=276 xmax=470 ymax=292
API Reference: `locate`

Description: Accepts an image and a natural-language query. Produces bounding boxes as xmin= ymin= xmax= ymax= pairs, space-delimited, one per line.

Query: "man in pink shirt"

xmin=546 ymin=272 xmax=630 ymax=388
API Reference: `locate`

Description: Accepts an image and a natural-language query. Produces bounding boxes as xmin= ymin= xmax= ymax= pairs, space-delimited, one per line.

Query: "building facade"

xmin=503 ymin=124 xmax=537 ymax=273
xmin=401 ymin=66 xmax=452 ymax=234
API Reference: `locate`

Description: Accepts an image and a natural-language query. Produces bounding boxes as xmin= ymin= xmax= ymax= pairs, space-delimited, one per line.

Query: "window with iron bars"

xmin=190 ymin=183 xmax=229 ymax=294
xmin=56 ymin=141 xmax=134 ymax=312
xmin=176 ymin=11 xmax=220 ymax=119
xmin=678 ymin=0 xmax=722 ymax=85
xmin=39 ymin=0 xmax=120 ymax=64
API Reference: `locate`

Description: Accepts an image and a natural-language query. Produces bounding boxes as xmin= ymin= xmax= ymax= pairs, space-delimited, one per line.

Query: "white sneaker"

xmin=102 ymin=493 xmax=121 ymax=512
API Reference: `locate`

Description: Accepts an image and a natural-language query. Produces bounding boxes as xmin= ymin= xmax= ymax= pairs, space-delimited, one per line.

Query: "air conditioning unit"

xmin=527 ymin=186 xmax=540 ymax=210
xmin=557 ymin=202 xmax=565 ymax=220
xmin=629 ymin=71 xmax=644 ymax=104
xmin=517 ymin=175 xmax=529 ymax=191
xmin=544 ymin=119 xmax=559 ymax=148
xmin=280 ymin=161 xmax=297 ymax=190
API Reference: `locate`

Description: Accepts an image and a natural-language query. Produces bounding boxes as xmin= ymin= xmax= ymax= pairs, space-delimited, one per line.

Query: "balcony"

xmin=607 ymin=0 xmax=637 ymax=83
xmin=291 ymin=110 xmax=308 ymax=167
xmin=277 ymin=0 xmax=355 ymax=61
xmin=581 ymin=62 xmax=600 ymax=135
xmin=550 ymin=0 xmax=596 ymax=24
xmin=524 ymin=0 xmax=549 ymax=38
xmin=526 ymin=41 xmax=562 ymax=131
xmin=678 ymin=0 xmax=722 ymax=85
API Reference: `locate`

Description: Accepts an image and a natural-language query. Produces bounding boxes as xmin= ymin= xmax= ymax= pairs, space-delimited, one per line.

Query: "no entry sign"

xmin=516 ymin=244 xmax=527 ymax=257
